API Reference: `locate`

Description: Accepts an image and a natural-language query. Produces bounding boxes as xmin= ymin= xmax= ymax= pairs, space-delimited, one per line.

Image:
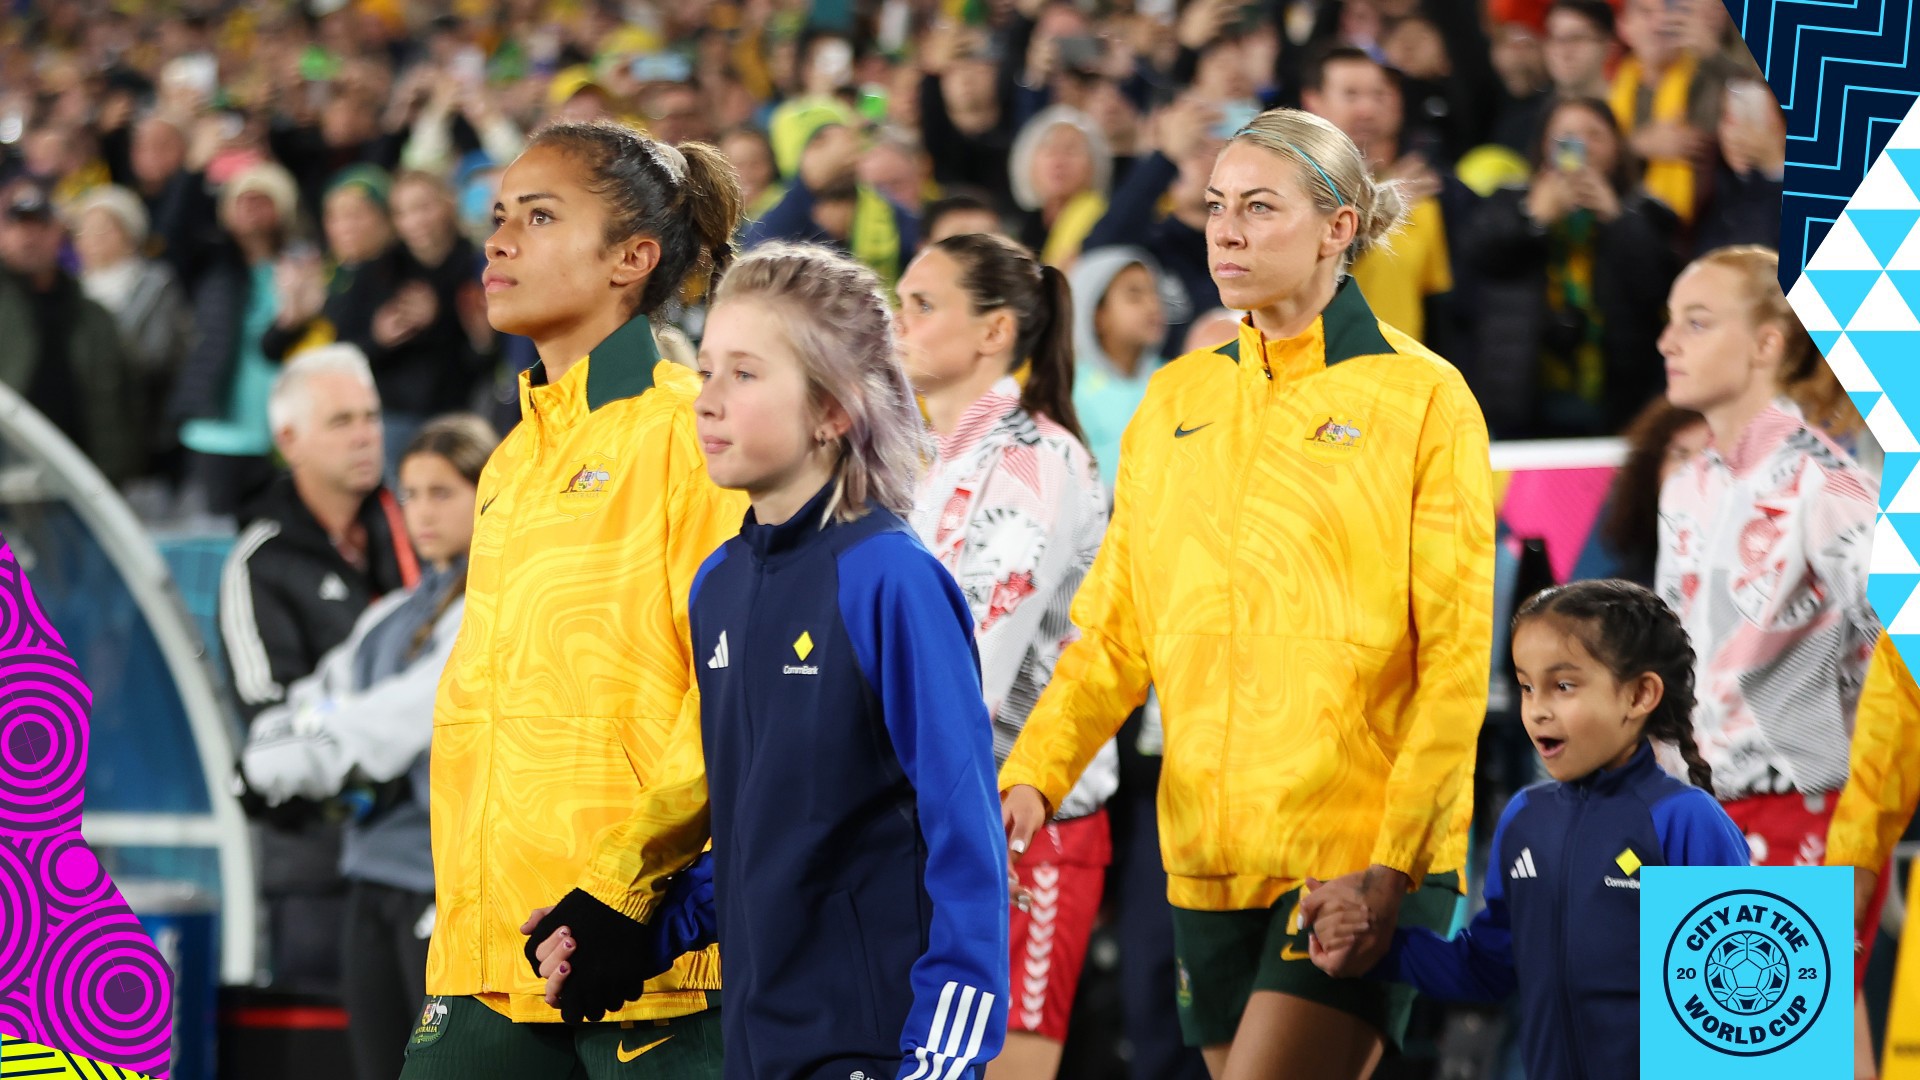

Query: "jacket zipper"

xmin=479 ymin=389 xmax=546 ymax=994
xmin=1215 ymin=341 xmax=1276 ymax=852
xmin=1555 ymin=791 xmax=1589 ymax=1080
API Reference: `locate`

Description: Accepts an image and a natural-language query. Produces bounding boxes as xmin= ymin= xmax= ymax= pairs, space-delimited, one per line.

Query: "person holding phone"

xmin=1695 ymin=78 xmax=1788 ymax=252
xmin=1456 ymin=97 xmax=1680 ymax=438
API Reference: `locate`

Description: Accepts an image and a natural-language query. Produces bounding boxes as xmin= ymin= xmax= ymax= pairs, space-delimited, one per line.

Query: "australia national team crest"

xmin=557 ymin=454 xmax=616 ymax=517
xmin=1641 ymin=866 xmax=1849 ymax=1078
xmin=1301 ymin=414 xmax=1365 ymax=463
xmin=409 ymin=995 xmax=451 ymax=1049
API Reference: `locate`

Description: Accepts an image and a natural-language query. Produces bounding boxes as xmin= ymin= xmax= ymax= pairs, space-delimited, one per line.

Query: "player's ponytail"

xmin=930 ymin=233 xmax=1085 ymax=443
xmin=1514 ymin=579 xmax=1712 ymax=792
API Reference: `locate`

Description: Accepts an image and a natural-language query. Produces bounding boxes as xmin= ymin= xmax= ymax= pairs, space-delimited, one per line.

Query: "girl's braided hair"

xmin=1514 ymin=579 xmax=1713 ymax=791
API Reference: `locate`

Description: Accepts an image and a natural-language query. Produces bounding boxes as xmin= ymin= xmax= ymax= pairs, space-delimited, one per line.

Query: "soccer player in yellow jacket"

xmin=1000 ymin=108 xmax=1496 ymax=1079
xmin=400 ymin=123 xmax=745 ymax=1080
xmin=1827 ymin=632 xmax=1920 ymax=1079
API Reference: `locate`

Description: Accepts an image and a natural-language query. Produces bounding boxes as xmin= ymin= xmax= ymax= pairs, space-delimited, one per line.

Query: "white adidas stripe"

xmin=904 ymin=981 xmax=995 ymax=1080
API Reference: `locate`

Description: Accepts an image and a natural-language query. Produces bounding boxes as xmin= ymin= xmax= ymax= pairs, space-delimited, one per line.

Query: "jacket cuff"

xmin=577 ymin=874 xmax=660 ymax=923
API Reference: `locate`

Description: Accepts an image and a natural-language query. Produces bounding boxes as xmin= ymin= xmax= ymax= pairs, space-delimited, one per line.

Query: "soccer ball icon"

xmin=1705 ymin=931 xmax=1790 ymax=1014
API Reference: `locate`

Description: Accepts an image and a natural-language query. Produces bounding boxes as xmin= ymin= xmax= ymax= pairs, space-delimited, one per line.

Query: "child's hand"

xmin=1301 ymin=877 xmax=1373 ymax=978
xmin=519 ymin=905 xmax=575 ymax=1006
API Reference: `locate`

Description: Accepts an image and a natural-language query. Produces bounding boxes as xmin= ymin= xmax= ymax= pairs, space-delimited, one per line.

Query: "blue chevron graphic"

xmin=1727 ymin=0 xmax=1920 ymax=287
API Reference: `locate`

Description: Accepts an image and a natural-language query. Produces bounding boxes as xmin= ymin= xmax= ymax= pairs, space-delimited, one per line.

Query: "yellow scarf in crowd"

xmin=1608 ymin=54 xmax=1698 ymax=221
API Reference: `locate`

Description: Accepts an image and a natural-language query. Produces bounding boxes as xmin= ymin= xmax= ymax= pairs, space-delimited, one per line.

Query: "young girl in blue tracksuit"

xmin=531 ymin=241 xmax=1012 ymax=1079
xmin=1304 ymin=579 xmax=1750 ymax=1080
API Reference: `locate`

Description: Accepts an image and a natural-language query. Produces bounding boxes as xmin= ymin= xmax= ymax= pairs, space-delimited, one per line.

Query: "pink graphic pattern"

xmin=0 ymin=537 xmax=173 ymax=1075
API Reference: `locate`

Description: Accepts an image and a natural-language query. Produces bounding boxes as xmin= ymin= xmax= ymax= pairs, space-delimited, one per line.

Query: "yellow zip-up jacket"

xmin=1828 ymin=633 xmax=1920 ymax=873
xmin=999 ymin=281 xmax=1495 ymax=911
xmin=426 ymin=315 xmax=747 ymax=1022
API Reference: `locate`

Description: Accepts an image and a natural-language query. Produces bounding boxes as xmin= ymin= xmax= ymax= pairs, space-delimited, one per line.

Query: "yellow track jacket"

xmin=1000 ymin=281 xmax=1495 ymax=911
xmin=426 ymin=315 xmax=747 ymax=1022
xmin=1828 ymin=633 xmax=1920 ymax=873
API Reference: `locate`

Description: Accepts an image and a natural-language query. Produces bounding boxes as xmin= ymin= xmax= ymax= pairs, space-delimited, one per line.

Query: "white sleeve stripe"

xmin=221 ymin=522 xmax=284 ymax=705
xmin=903 ymin=1048 xmax=934 ymax=1080
xmin=939 ymin=990 xmax=996 ymax=1080
xmin=942 ymin=986 xmax=977 ymax=1059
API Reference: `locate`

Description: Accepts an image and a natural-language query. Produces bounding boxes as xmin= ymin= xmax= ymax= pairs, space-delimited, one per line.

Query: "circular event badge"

xmin=1661 ymin=888 xmax=1830 ymax=1056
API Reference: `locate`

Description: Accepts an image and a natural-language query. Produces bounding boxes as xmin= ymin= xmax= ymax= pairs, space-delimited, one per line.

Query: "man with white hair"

xmin=220 ymin=343 xmax=419 ymax=994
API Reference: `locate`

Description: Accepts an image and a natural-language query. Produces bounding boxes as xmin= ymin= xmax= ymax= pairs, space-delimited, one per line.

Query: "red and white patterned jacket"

xmin=1656 ymin=400 xmax=1881 ymax=800
xmin=910 ymin=378 xmax=1118 ymax=819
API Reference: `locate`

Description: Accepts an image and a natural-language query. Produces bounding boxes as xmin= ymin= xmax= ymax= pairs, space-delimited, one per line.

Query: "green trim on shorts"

xmin=1171 ymin=871 xmax=1461 ymax=1050
xmin=399 ymin=994 xmax=723 ymax=1080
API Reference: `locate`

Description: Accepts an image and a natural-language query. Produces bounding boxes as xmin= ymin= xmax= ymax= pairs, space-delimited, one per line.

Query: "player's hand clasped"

xmin=1299 ymin=866 xmax=1413 ymax=978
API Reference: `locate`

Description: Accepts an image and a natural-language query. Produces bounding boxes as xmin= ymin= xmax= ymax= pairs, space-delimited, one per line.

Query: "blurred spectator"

xmin=1695 ymin=78 xmax=1788 ymax=253
xmin=1068 ymin=247 xmax=1175 ymax=491
xmin=266 ymin=166 xmax=448 ymax=468
xmin=1493 ymin=0 xmax=1617 ymax=152
xmin=743 ymin=122 xmax=919 ymax=286
xmin=174 ymin=161 xmax=301 ymax=517
xmin=271 ymin=84 xmax=407 ymax=229
xmin=1083 ymin=96 xmax=1219 ymax=358
xmin=1459 ymin=98 xmax=1680 ymax=439
xmin=396 ymin=68 xmax=527 ymax=178
xmin=389 ymin=171 xmax=493 ymax=427
xmin=640 ymin=79 xmax=712 ymax=146
xmin=920 ymin=25 xmax=1019 ymax=214
xmin=1009 ymin=105 xmax=1110 ymax=267
xmin=222 ymin=344 xmax=418 ymax=994
xmin=859 ymin=134 xmax=934 ymax=216
xmin=1608 ymin=0 xmax=1752 ymax=222
xmin=0 ymin=178 xmax=137 ymax=482
xmin=924 ymin=190 xmax=1008 ymax=243
xmin=1572 ymin=397 xmax=1709 ymax=586
xmin=720 ymin=126 xmax=785 ymax=223
xmin=1300 ymin=46 xmax=1453 ymax=344
xmin=69 ymin=184 xmax=192 ymax=470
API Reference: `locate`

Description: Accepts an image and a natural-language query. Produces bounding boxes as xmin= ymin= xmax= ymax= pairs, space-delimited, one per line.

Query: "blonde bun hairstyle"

xmin=1230 ymin=108 xmax=1409 ymax=275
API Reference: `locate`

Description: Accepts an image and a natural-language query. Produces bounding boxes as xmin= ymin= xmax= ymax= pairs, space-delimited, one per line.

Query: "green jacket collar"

xmin=1212 ymin=279 xmax=1397 ymax=368
xmin=530 ymin=313 xmax=663 ymax=412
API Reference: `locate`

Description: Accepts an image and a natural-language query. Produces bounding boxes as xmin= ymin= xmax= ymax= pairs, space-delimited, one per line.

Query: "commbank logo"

xmin=707 ymin=631 xmax=729 ymax=669
xmin=1510 ymin=848 xmax=1538 ymax=879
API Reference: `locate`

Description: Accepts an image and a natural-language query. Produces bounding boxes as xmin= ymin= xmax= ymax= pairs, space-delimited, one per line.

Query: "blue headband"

xmin=1286 ymin=142 xmax=1346 ymax=207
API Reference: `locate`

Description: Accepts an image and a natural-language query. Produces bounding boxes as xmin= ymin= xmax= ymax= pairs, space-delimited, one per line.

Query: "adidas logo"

xmin=707 ymin=631 xmax=730 ymax=669
xmin=1510 ymin=847 xmax=1538 ymax=880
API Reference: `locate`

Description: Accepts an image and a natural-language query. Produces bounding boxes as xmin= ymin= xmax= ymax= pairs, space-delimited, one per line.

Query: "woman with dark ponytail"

xmin=1308 ymin=578 xmax=1749 ymax=1080
xmin=896 ymin=233 xmax=1114 ymax=1078
xmin=407 ymin=121 xmax=746 ymax=1079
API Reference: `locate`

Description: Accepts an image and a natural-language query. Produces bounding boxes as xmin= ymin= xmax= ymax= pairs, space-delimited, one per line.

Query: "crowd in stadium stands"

xmin=2 ymin=2 xmax=1907 ymax=1080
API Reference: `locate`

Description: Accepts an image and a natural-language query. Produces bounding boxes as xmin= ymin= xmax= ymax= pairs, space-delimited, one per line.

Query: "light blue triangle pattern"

xmin=1805 ymin=270 xmax=1884 ymax=325
xmin=1848 ymin=210 xmax=1920 ymax=266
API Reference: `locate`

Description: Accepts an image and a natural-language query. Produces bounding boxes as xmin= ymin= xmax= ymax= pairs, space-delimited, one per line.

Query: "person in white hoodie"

xmin=242 ymin=414 xmax=497 ymax=1080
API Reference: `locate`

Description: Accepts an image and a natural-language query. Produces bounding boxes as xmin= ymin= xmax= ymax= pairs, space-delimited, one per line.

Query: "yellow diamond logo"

xmin=1616 ymin=848 xmax=1642 ymax=875
xmin=793 ymin=632 xmax=814 ymax=660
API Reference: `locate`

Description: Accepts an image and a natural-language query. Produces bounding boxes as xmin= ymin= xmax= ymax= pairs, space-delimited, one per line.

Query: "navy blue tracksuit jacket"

xmin=1376 ymin=742 xmax=1749 ymax=1080
xmin=689 ymin=485 xmax=1011 ymax=1080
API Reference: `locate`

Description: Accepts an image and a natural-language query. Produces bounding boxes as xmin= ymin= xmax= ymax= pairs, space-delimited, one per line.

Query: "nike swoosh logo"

xmin=1174 ymin=422 xmax=1213 ymax=438
xmin=480 ymin=494 xmax=498 ymax=515
xmin=616 ymin=1035 xmax=673 ymax=1063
